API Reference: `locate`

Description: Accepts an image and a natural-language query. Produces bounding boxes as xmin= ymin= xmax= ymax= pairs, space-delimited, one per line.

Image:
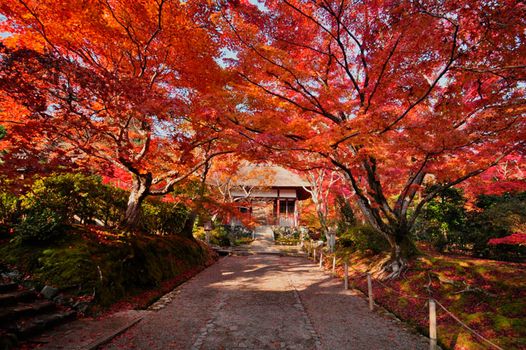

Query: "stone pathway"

xmin=253 ymin=226 xmax=274 ymax=241
xmin=102 ymin=255 xmax=429 ymax=350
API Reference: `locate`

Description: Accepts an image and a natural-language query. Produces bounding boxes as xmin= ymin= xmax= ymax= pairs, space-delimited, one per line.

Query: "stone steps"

xmin=254 ymin=225 xmax=275 ymax=241
xmin=10 ymin=310 xmax=77 ymax=339
xmin=0 ymin=283 xmax=17 ymax=293
xmin=0 ymin=290 xmax=36 ymax=307
xmin=0 ymin=300 xmax=55 ymax=325
xmin=0 ymin=277 xmax=76 ymax=348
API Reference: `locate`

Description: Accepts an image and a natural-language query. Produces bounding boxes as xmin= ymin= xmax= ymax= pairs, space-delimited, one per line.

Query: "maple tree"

xmin=302 ymin=168 xmax=342 ymax=251
xmin=0 ymin=0 xmax=234 ymax=229
xmin=223 ymin=0 xmax=526 ymax=275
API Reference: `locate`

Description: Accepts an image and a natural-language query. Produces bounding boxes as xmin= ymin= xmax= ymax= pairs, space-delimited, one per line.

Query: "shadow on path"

xmin=101 ymin=255 xmax=429 ymax=350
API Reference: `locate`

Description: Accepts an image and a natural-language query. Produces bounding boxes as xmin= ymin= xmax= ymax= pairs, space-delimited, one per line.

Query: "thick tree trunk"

xmin=124 ymin=175 xmax=151 ymax=230
xmin=382 ymin=228 xmax=417 ymax=278
xmin=181 ymin=211 xmax=197 ymax=239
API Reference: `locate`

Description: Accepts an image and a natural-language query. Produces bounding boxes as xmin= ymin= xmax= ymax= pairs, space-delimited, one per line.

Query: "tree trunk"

xmin=181 ymin=211 xmax=197 ymax=239
xmin=124 ymin=175 xmax=151 ymax=230
xmin=382 ymin=228 xmax=418 ymax=278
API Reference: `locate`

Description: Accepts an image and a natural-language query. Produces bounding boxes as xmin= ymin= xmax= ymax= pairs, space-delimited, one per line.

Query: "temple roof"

xmin=234 ymin=164 xmax=310 ymax=188
xmin=232 ymin=164 xmax=312 ymax=200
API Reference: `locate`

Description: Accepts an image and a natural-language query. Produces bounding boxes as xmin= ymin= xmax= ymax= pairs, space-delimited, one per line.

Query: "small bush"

xmin=7 ymin=172 xmax=192 ymax=239
xmin=413 ymin=188 xmax=526 ymax=261
xmin=193 ymin=224 xmax=253 ymax=246
xmin=194 ymin=225 xmax=231 ymax=246
xmin=338 ymin=224 xmax=389 ymax=253
xmin=225 ymin=225 xmax=253 ymax=246
xmin=413 ymin=187 xmax=468 ymax=252
xmin=140 ymin=199 xmax=189 ymax=235
xmin=273 ymin=226 xmax=300 ymax=240
xmin=0 ymin=190 xmax=19 ymax=238
xmin=14 ymin=208 xmax=66 ymax=244
xmin=0 ymin=191 xmax=18 ymax=225
xmin=273 ymin=226 xmax=301 ymax=245
xmin=22 ymin=173 xmax=104 ymax=225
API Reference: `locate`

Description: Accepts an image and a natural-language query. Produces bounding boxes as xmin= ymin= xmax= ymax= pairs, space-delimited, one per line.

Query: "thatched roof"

xmin=234 ymin=164 xmax=311 ymax=188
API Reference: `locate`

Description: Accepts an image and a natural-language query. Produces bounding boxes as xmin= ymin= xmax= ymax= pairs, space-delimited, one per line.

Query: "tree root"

xmin=379 ymin=256 xmax=407 ymax=279
xmin=452 ymin=281 xmax=496 ymax=297
xmin=429 ymin=272 xmax=496 ymax=297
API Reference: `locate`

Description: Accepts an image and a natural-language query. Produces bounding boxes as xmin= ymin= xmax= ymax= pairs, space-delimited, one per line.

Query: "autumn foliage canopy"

xmin=0 ymin=0 xmax=524 ymax=267
xmin=219 ymin=0 xmax=525 ymax=271
xmin=0 ymin=0 xmax=236 ymax=226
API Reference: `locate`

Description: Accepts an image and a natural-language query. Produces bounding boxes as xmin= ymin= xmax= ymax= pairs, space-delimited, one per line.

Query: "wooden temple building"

xmin=230 ymin=165 xmax=311 ymax=227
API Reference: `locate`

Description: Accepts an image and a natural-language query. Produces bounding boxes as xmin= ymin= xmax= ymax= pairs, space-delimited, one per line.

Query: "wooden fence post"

xmin=429 ymin=299 xmax=437 ymax=350
xmin=332 ymin=255 xmax=336 ymax=275
xmin=344 ymin=262 xmax=349 ymax=290
xmin=319 ymin=250 xmax=323 ymax=268
xmin=313 ymin=248 xmax=317 ymax=262
xmin=367 ymin=273 xmax=374 ymax=311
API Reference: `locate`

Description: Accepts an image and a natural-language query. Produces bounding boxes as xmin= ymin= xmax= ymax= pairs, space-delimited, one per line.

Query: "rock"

xmin=75 ymin=302 xmax=90 ymax=313
xmin=52 ymin=294 xmax=65 ymax=305
xmin=2 ymin=271 xmax=21 ymax=281
xmin=41 ymin=286 xmax=59 ymax=300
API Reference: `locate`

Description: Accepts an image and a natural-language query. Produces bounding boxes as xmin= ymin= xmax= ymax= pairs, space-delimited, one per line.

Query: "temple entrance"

xmin=251 ymin=200 xmax=275 ymax=225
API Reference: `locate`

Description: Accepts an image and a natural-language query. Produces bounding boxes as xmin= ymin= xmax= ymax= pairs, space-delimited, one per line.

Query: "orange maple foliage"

xmin=222 ymin=0 xmax=526 ymax=272
xmin=0 ymin=0 xmax=235 ymax=228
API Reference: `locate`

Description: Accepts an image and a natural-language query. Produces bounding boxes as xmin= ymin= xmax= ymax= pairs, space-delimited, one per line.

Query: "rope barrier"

xmin=310 ymin=248 xmax=505 ymax=350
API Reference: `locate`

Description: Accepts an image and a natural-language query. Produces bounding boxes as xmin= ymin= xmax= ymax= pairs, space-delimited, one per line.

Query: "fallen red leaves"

xmin=327 ymin=250 xmax=526 ymax=350
xmin=488 ymin=233 xmax=526 ymax=246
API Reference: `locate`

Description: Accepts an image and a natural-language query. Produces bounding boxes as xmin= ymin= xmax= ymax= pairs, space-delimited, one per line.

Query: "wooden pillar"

xmin=429 ymin=299 xmax=437 ymax=350
xmin=294 ymin=199 xmax=298 ymax=227
xmin=367 ymin=273 xmax=374 ymax=311
xmin=276 ymin=198 xmax=280 ymax=226
xmin=344 ymin=262 xmax=349 ymax=290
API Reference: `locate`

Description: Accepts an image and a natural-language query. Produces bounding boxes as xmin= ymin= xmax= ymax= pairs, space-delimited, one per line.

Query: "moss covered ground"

xmin=320 ymin=246 xmax=526 ymax=350
xmin=0 ymin=225 xmax=217 ymax=311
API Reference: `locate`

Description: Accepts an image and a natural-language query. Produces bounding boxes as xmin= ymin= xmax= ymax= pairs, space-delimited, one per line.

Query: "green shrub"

xmin=468 ymin=192 xmax=526 ymax=260
xmin=14 ymin=208 xmax=66 ymax=244
xmin=338 ymin=224 xmax=389 ymax=253
xmin=3 ymin=172 xmax=193 ymax=241
xmin=224 ymin=225 xmax=253 ymax=246
xmin=0 ymin=191 xmax=18 ymax=224
xmin=97 ymin=185 xmax=128 ymax=228
xmin=414 ymin=188 xmax=526 ymax=261
xmin=273 ymin=226 xmax=300 ymax=240
xmin=194 ymin=225 xmax=231 ymax=246
xmin=413 ymin=187 xmax=468 ymax=252
xmin=0 ymin=191 xmax=19 ymax=237
xmin=21 ymin=173 xmax=105 ymax=225
xmin=194 ymin=224 xmax=254 ymax=246
xmin=275 ymin=237 xmax=300 ymax=245
xmin=140 ymin=199 xmax=189 ymax=235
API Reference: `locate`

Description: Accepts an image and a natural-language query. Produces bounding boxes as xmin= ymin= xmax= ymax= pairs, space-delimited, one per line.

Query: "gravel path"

xmin=102 ymin=255 xmax=429 ymax=350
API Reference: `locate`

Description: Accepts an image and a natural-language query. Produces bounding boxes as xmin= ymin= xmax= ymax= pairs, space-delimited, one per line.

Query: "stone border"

xmin=81 ymin=315 xmax=144 ymax=350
